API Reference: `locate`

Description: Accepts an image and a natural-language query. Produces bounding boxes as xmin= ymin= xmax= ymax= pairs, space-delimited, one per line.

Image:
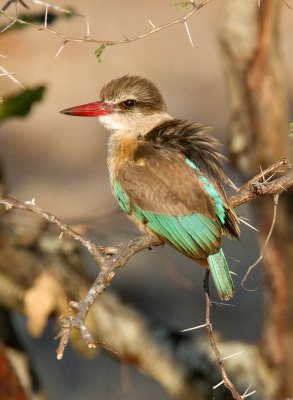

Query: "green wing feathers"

xmin=114 ymin=180 xmax=220 ymax=258
xmin=208 ymin=249 xmax=234 ymax=300
xmin=136 ymin=211 xmax=220 ymax=259
xmin=113 ymin=149 xmax=237 ymax=301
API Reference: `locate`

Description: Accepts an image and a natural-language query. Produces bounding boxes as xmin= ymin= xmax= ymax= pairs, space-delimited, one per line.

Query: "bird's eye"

xmin=122 ymin=99 xmax=137 ymax=109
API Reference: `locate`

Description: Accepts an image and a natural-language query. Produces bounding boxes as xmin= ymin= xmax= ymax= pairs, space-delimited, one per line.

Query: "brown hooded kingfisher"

xmin=61 ymin=75 xmax=240 ymax=300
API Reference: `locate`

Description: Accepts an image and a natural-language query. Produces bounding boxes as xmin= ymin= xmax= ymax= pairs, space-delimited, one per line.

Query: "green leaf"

xmin=95 ymin=44 xmax=107 ymax=63
xmin=0 ymin=86 xmax=46 ymax=122
xmin=174 ymin=1 xmax=194 ymax=8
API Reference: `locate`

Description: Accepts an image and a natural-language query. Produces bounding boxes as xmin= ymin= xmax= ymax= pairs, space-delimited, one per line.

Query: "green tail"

xmin=207 ymin=249 xmax=234 ymax=300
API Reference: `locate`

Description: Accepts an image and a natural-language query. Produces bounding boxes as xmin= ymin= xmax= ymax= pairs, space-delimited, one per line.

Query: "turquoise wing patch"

xmin=185 ymin=158 xmax=225 ymax=224
xmin=114 ymin=178 xmax=221 ymax=257
xmin=134 ymin=208 xmax=220 ymax=257
xmin=114 ymin=180 xmax=130 ymax=213
xmin=114 ymin=179 xmax=219 ymax=257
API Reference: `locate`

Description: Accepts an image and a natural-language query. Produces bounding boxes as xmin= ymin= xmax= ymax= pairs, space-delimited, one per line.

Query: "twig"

xmin=203 ymin=271 xmax=242 ymax=399
xmin=0 ymin=0 xmax=212 ymax=48
xmin=0 ymin=158 xmax=292 ymax=399
xmin=241 ymin=194 xmax=279 ymax=289
xmin=0 ymin=197 xmax=106 ymax=266
xmin=229 ymin=158 xmax=292 ymax=207
xmin=0 ymin=159 xmax=292 ymax=357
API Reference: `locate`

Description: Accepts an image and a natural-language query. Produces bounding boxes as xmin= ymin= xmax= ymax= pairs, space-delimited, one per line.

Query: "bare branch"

xmin=241 ymin=194 xmax=279 ymax=288
xmin=0 ymin=159 xmax=292 ymax=359
xmin=229 ymin=158 xmax=292 ymax=208
xmin=203 ymin=270 xmax=242 ymax=399
xmin=0 ymin=158 xmax=292 ymax=399
xmin=0 ymin=197 xmax=106 ymax=266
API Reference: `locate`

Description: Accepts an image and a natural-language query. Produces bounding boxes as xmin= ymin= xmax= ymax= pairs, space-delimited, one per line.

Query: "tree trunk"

xmin=220 ymin=0 xmax=293 ymax=397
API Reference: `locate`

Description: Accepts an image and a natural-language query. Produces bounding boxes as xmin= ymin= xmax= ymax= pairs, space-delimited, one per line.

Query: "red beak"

xmin=60 ymin=101 xmax=112 ymax=117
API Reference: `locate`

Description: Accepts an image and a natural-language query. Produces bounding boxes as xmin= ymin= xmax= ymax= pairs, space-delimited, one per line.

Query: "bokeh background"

xmin=1 ymin=1 xmax=293 ymax=399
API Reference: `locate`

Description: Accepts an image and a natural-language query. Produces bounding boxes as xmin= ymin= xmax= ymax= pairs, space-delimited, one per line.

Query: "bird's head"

xmin=60 ymin=75 xmax=171 ymax=135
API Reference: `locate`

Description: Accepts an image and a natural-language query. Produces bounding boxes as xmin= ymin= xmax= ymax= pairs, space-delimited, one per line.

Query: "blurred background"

xmin=0 ymin=1 xmax=292 ymax=399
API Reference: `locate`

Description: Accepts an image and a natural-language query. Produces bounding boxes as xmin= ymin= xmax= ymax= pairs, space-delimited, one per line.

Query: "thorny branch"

xmin=0 ymin=158 xmax=292 ymax=399
xmin=204 ymin=271 xmax=243 ymax=400
xmin=0 ymin=0 xmax=212 ymax=49
xmin=241 ymin=194 xmax=279 ymax=289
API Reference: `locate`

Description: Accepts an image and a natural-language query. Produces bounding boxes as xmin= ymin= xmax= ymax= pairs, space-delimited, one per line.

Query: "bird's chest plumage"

xmin=107 ymin=133 xmax=139 ymax=189
xmin=108 ymin=135 xmax=158 ymax=236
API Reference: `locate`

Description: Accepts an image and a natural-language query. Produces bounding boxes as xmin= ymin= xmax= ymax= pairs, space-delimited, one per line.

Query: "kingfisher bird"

xmin=61 ymin=75 xmax=240 ymax=300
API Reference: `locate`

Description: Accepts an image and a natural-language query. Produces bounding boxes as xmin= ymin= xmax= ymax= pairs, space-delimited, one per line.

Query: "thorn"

xmin=243 ymin=384 xmax=252 ymax=395
xmin=243 ymin=391 xmax=257 ymax=399
xmin=58 ymin=232 xmax=64 ymax=241
xmin=242 ymin=384 xmax=257 ymax=398
xmin=0 ymin=54 xmax=8 ymax=58
xmin=229 ymin=270 xmax=238 ymax=275
xmin=226 ymin=254 xmax=241 ymax=263
xmin=1 ymin=20 xmax=16 ymax=34
xmin=181 ymin=323 xmax=206 ymax=332
xmin=0 ymin=71 xmax=16 ymax=77
xmin=44 ymin=4 xmax=49 ymax=28
xmin=184 ymin=20 xmax=194 ymax=47
xmin=257 ymin=0 xmax=261 ymax=6
xmin=227 ymin=177 xmax=239 ymax=191
xmin=239 ymin=217 xmax=259 ymax=232
xmin=265 ymin=171 xmax=277 ymax=182
xmin=213 ymin=380 xmax=224 ymax=389
xmin=259 ymin=164 xmax=264 ymax=181
xmin=277 ymin=183 xmax=286 ymax=192
xmin=148 ymin=18 xmax=156 ymax=29
xmin=0 ymin=65 xmax=24 ymax=89
xmin=223 ymin=350 xmax=244 ymax=360
xmin=55 ymin=40 xmax=68 ymax=58
xmin=238 ymin=216 xmax=250 ymax=220
xmin=86 ymin=16 xmax=90 ymax=37
xmin=242 ymin=194 xmax=279 ymax=288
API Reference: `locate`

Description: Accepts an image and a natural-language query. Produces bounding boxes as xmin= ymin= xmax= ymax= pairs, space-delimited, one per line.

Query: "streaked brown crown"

xmin=100 ymin=75 xmax=167 ymax=113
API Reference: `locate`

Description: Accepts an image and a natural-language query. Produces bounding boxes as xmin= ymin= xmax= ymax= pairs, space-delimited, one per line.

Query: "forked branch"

xmin=0 ymin=158 xmax=292 ymax=399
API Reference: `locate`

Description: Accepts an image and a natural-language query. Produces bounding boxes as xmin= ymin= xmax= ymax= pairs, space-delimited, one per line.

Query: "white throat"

xmin=104 ymin=111 xmax=173 ymax=186
xmin=99 ymin=111 xmax=172 ymax=137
